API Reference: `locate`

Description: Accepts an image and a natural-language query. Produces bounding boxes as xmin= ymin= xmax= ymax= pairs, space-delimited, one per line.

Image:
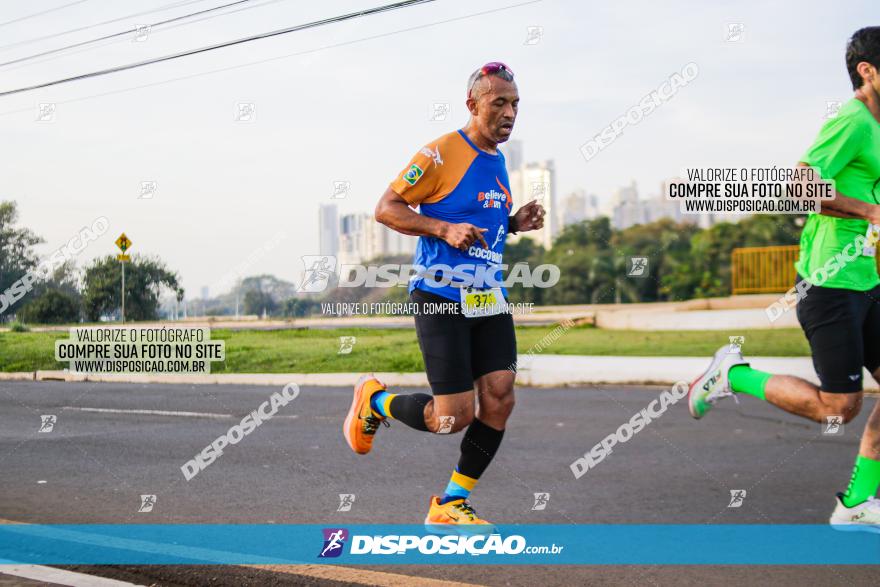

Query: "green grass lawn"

xmin=0 ymin=325 xmax=810 ymax=373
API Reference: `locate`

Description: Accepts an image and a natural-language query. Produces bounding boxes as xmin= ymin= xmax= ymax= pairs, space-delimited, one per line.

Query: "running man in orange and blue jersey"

xmin=342 ymin=62 xmax=545 ymax=531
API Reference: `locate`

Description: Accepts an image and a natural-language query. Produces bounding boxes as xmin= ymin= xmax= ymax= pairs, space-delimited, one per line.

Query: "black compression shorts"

xmin=795 ymin=274 xmax=880 ymax=393
xmin=411 ymin=288 xmax=517 ymax=395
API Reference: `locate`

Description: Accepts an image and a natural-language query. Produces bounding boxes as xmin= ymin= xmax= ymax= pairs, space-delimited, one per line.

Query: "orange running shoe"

xmin=343 ymin=374 xmax=388 ymax=455
xmin=424 ymin=496 xmax=496 ymax=534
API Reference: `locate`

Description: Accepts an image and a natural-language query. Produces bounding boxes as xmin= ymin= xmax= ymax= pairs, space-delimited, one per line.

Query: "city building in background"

xmin=608 ymin=179 xmax=728 ymax=230
xmin=610 ymin=181 xmax=644 ymax=230
xmin=319 ymin=147 xmax=742 ymax=261
xmin=338 ymin=213 xmax=369 ymax=266
xmin=503 ymin=139 xmax=523 ymax=175
xmin=319 ymin=204 xmax=339 ymax=257
xmin=337 ymin=212 xmax=416 ymax=265
xmin=508 ymin=159 xmax=557 ymax=249
xmin=558 ymin=189 xmax=600 ymax=228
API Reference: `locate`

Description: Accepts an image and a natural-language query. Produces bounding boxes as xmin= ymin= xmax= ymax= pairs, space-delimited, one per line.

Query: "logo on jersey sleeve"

xmin=419 ymin=145 xmax=443 ymax=167
xmin=403 ymin=164 xmax=424 ymax=186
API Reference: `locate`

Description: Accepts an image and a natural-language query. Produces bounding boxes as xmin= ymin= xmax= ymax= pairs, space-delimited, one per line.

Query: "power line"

xmin=0 ymin=0 xmax=262 ymax=69
xmin=0 ymin=0 xmax=291 ymax=73
xmin=0 ymin=0 xmax=91 ymax=29
xmin=0 ymin=0 xmax=541 ymax=116
xmin=0 ymin=0 xmax=210 ymax=52
xmin=0 ymin=0 xmax=435 ymax=97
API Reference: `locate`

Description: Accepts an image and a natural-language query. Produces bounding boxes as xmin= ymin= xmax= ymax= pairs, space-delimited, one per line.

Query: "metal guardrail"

xmin=732 ymin=244 xmax=880 ymax=294
xmin=731 ymin=245 xmax=800 ymax=294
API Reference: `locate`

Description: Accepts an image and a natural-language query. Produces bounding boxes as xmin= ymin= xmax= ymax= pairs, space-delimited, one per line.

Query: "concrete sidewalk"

xmin=2 ymin=354 xmax=872 ymax=390
xmin=517 ymin=354 xmax=876 ymax=388
xmin=0 ymin=294 xmax=794 ymax=333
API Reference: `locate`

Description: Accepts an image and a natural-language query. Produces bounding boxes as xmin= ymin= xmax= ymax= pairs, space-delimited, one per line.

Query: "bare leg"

xmin=859 ymin=401 xmax=880 ymax=459
xmin=424 ymin=391 xmax=474 ymax=433
xmin=475 ymin=369 xmax=516 ymax=430
xmin=764 ymin=374 xmax=862 ymax=424
xmin=856 ymin=368 xmax=880 ymax=459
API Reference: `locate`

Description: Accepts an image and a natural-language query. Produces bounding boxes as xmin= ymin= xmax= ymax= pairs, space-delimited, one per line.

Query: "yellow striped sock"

xmin=450 ymin=470 xmax=478 ymax=492
xmin=381 ymin=392 xmax=396 ymax=419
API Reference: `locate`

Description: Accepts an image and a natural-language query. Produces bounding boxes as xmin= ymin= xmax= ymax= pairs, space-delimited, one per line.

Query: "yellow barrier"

xmin=732 ymin=245 xmax=880 ymax=294
xmin=731 ymin=245 xmax=800 ymax=294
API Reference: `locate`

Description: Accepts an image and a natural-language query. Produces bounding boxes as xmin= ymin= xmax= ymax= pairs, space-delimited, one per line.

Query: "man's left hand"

xmin=514 ymin=200 xmax=545 ymax=232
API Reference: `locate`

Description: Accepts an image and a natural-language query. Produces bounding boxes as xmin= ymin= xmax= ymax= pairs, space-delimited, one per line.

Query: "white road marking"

xmin=0 ymin=564 xmax=142 ymax=586
xmin=61 ymin=406 xmax=231 ymax=418
xmin=59 ymin=407 xmax=298 ymax=420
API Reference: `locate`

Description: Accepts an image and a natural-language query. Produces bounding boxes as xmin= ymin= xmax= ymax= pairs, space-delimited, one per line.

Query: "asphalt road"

xmin=0 ymin=380 xmax=877 ymax=586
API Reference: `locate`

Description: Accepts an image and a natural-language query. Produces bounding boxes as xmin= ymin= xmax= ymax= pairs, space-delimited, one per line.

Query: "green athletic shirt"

xmin=796 ymin=98 xmax=880 ymax=290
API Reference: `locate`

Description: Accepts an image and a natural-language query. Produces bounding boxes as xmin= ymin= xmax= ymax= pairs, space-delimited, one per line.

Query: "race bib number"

xmin=460 ymin=287 xmax=507 ymax=318
xmin=863 ymin=224 xmax=880 ymax=257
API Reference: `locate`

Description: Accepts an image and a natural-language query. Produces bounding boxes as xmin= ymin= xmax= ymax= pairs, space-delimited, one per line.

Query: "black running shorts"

xmin=411 ymin=288 xmax=517 ymax=395
xmin=795 ymin=274 xmax=880 ymax=393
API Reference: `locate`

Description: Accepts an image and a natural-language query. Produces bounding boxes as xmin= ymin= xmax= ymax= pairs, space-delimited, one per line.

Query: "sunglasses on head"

xmin=480 ymin=61 xmax=514 ymax=77
xmin=468 ymin=62 xmax=515 ymax=98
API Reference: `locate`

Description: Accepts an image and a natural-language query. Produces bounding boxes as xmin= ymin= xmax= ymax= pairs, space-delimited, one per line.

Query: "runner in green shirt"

xmin=797 ymin=96 xmax=880 ymax=290
xmin=688 ymin=26 xmax=880 ymax=532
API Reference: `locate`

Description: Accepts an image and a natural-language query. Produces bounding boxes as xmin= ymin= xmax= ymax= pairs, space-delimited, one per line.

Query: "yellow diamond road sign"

xmin=115 ymin=233 xmax=131 ymax=253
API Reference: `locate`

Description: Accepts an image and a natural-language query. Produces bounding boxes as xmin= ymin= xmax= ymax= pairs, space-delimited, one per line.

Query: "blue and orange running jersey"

xmin=389 ymin=129 xmax=512 ymax=302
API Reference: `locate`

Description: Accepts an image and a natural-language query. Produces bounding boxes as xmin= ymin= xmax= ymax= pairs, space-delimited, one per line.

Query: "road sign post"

xmin=115 ymin=233 xmax=132 ymax=323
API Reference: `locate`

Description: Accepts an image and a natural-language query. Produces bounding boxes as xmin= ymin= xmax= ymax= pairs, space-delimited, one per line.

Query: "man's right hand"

xmin=442 ymin=223 xmax=489 ymax=251
xmin=867 ymin=205 xmax=880 ymax=227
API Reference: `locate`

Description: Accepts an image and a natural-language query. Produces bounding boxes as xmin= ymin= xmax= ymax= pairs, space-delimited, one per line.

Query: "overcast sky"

xmin=0 ymin=0 xmax=873 ymax=297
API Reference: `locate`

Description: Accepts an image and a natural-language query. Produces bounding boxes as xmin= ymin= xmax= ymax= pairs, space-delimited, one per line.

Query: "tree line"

xmin=2 ymin=197 xmax=803 ymax=324
xmin=502 ymin=214 xmax=801 ymax=305
xmin=1 ymin=201 xmax=182 ymax=324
